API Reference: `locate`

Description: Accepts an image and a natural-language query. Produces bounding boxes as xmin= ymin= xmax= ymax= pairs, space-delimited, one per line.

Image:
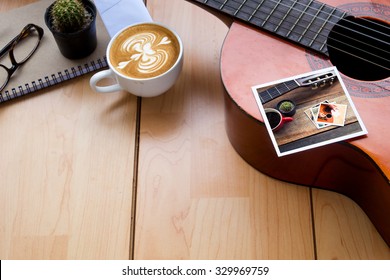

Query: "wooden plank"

xmin=0 ymin=0 xmax=137 ymax=259
xmin=134 ymin=0 xmax=314 ymax=259
xmin=313 ymin=189 xmax=390 ymax=259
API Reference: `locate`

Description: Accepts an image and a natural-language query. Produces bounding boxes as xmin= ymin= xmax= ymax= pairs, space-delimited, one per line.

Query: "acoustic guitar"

xmin=186 ymin=0 xmax=390 ymax=246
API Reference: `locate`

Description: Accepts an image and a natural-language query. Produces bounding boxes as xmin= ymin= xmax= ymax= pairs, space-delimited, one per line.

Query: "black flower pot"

xmin=44 ymin=0 xmax=97 ymax=59
xmin=276 ymin=100 xmax=296 ymax=117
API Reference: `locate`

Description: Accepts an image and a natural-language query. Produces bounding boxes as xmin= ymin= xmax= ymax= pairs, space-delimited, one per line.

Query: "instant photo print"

xmin=252 ymin=67 xmax=367 ymax=157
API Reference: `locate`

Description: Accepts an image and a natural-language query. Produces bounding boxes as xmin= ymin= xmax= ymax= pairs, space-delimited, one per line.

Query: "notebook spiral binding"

xmin=0 ymin=57 xmax=108 ymax=103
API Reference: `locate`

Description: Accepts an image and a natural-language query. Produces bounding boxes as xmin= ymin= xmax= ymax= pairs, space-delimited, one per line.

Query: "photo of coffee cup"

xmin=90 ymin=22 xmax=183 ymax=97
xmin=264 ymin=108 xmax=293 ymax=131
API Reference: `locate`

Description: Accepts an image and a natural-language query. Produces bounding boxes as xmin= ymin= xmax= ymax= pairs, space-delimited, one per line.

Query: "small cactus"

xmin=50 ymin=0 xmax=92 ymax=33
xmin=279 ymin=101 xmax=294 ymax=112
xmin=277 ymin=100 xmax=296 ymax=116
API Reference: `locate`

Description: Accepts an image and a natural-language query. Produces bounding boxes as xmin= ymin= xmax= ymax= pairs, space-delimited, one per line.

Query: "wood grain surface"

xmin=0 ymin=0 xmax=389 ymax=260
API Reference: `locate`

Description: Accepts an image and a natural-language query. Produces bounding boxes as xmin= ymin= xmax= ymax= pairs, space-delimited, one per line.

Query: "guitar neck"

xmin=191 ymin=0 xmax=348 ymax=56
xmin=258 ymin=79 xmax=299 ymax=103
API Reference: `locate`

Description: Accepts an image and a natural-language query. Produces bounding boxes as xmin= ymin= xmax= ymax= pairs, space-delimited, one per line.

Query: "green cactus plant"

xmin=279 ymin=101 xmax=294 ymax=112
xmin=277 ymin=100 xmax=296 ymax=117
xmin=50 ymin=0 xmax=92 ymax=33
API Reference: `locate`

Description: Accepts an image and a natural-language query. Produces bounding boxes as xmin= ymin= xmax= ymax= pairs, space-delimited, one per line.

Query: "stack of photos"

xmin=305 ymin=101 xmax=348 ymax=129
xmin=252 ymin=67 xmax=367 ymax=157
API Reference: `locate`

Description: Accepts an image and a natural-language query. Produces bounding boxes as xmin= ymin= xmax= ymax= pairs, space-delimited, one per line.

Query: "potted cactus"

xmin=276 ymin=99 xmax=296 ymax=117
xmin=44 ymin=0 xmax=97 ymax=59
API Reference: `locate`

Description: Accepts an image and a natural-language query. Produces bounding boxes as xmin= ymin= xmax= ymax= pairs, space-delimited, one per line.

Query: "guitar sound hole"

xmin=327 ymin=16 xmax=390 ymax=81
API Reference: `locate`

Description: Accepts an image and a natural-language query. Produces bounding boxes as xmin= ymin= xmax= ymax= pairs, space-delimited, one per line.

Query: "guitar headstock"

xmin=296 ymin=71 xmax=337 ymax=89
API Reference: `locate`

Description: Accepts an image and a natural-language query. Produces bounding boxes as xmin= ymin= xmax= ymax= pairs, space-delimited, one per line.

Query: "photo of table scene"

xmin=253 ymin=67 xmax=367 ymax=156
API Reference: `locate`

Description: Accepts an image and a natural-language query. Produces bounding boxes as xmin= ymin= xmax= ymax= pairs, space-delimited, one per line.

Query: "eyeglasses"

xmin=0 ymin=23 xmax=44 ymax=93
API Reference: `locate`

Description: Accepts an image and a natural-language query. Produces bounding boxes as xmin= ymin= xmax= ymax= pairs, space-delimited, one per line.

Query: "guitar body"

xmin=190 ymin=0 xmax=390 ymax=245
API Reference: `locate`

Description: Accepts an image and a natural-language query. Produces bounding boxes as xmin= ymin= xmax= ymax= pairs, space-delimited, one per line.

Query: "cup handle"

xmin=90 ymin=69 xmax=122 ymax=93
xmin=283 ymin=117 xmax=294 ymax=123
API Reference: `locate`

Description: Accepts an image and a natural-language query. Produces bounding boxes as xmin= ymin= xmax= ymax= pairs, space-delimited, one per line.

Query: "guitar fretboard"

xmin=193 ymin=0 xmax=348 ymax=56
xmin=258 ymin=79 xmax=299 ymax=103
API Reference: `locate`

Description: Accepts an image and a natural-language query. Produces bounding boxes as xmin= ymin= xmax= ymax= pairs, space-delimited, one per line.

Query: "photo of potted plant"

xmin=44 ymin=0 xmax=97 ymax=59
xmin=276 ymin=99 xmax=296 ymax=117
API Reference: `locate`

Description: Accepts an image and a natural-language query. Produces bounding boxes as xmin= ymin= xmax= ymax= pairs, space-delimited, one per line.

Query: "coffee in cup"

xmin=90 ymin=22 xmax=183 ymax=97
xmin=264 ymin=108 xmax=293 ymax=131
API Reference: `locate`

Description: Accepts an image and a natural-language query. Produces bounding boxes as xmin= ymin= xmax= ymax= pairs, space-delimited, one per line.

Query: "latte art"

xmin=117 ymin=32 xmax=171 ymax=75
xmin=110 ymin=24 xmax=180 ymax=79
xmin=90 ymin=23 xmax=183 ymax=97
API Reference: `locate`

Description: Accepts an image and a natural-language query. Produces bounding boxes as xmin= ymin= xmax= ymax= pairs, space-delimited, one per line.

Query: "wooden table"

xmin=0 ymin=0 xmax=389 ymax=260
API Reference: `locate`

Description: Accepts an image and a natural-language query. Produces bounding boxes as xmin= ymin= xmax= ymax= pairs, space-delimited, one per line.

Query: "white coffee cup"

xmin=90 ymin=22 xmax=183 ymax=97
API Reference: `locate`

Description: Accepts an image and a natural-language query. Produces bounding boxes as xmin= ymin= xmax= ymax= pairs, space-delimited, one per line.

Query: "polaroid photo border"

xmin=252 ymin=66 xmax=368 ymax=157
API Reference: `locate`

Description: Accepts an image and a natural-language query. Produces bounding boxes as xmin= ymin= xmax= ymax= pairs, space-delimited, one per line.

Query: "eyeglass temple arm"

xmin=0 ymin=24 xmax=44 ymax=60
xmin=0 ymin=35 xmax=19 ymax=59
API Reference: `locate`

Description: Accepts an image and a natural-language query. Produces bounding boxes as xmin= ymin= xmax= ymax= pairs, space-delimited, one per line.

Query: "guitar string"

xmin=260 ymin=80 xmax=301 ymax=103
xmin=210 ymin=0 xmax=390 ymax=47
xmin=203 ymin=0 xmax=390 ymax=70
xmin=258 ymin=0 xmax=390 ymax=40
xmin=221 ymin=0 xmax=390 ymax=70
xmin=205 ymin=0 xmax=390 ymax=38
xmin=209 ymin=0 xmax=390 ymax=45
xmin=237 ymin=0 xmax=390 ymax=70
xmin=265 ymin=0 xmax=390 ymax=70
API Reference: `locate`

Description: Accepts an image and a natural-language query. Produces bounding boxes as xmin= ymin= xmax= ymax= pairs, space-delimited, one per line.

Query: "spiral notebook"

xmin=0 ymin=0 xmax=111 ymax=103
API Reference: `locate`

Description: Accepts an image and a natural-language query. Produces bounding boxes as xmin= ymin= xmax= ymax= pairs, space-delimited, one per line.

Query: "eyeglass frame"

xmin=0 ymin=23 xmax=44 ymax=92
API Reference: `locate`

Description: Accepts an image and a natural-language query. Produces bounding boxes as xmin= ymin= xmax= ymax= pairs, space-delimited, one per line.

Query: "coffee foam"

xmin=109 ymin=24 xmax=180 ymax=79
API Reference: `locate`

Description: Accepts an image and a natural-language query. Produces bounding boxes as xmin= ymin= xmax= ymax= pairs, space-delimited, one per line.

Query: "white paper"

xmin=94 ymin=0 xmax=153 ymax=37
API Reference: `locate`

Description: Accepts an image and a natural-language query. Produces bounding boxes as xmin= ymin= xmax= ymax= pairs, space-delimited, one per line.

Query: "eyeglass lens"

xmin=0 ymin=25 xmax=42 ymax=92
